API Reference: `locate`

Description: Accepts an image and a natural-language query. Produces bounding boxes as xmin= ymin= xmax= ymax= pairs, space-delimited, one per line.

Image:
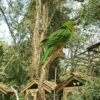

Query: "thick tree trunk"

xmin=29 ymin=0 xmax=64 ymax=99
xmin=30 ymin=0 xmax=42 ymax=80
xmin=39 ymin=45 xmax=64 ymax=100
xmin=30 ymin=0 xmax=49 ymax=80
xmin=29 ymin=0 xmax=62 ymax=80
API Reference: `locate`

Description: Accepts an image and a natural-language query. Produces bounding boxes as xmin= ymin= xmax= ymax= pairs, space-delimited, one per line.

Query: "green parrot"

xmin=40 ymin=21 xmax=77 ymax=64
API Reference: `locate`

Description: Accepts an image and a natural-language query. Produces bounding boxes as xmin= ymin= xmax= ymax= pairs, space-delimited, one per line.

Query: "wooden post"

xmin=87 ymin=50 xmax=91 ymax=74
xmin=33 ymin=92 xmax=37 ymax=100
xmin=31 ymin=90 xmax=38 ymax=100
xmin=63 ymin=89 xmax=67 ymax=100
xmin=25 ymin=90 xmax=29 ymax=100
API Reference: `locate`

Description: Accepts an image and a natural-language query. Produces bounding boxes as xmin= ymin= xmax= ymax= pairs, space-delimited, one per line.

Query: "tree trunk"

xmin=29 ymin=0 xmax=51 ymax=80
xmin=29 ymin=0 xmax=42 ymax=80
xmin=29 ymin=0 xmax=64 ymax=99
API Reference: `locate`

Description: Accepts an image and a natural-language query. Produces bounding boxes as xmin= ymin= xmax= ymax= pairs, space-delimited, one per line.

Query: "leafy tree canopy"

xmin=79 ymin=0 xmax=100 ymax=26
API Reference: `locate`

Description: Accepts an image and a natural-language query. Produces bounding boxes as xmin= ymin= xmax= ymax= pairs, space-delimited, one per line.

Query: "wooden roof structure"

xmin=56 ymin=71 xmax=100 ymax=93
xmin=22 ymin=80 xmax=57 ymax=93
xmin=0 ymin=83 xmax=13 ymax=94
xmin=56 ymin=74 xmax=84 ymax=93
xmin=72 ymin=71 xmax=100 ymax=82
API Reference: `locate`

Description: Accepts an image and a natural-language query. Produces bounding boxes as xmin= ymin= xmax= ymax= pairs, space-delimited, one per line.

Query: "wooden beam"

xmin=25 ymin=90 xmax=29 ymax=100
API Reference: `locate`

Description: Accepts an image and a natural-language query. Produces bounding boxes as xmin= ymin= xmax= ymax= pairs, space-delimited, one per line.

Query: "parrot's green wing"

xmin=42 ymin=28 xmax=72 ymax=47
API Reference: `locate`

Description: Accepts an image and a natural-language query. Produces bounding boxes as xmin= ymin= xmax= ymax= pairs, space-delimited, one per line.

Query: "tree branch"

xmin=3 ymin=55 xmax=15 ymax=72
xmin=39 ymin=45 xmax=64 ymax=100
xmin=10 ymin=86 xmax=19 ymax=100
xmin=0 ymin=7 xmax=16 ymax=44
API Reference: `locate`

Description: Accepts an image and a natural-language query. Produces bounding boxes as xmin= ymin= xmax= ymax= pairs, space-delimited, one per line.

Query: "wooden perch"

xmin=39 ymin=45 xmax=64 ymax=100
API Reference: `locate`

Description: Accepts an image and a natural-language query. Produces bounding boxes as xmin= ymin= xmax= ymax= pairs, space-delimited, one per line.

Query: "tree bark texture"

xmin=30 ymin=0 xmax=50 ymax=80
xmin=30 ymin=0 xmax=42 ymax=80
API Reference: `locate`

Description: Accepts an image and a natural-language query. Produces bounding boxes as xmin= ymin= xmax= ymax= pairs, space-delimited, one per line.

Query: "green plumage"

xmin=40 ymin=21 xmax=75 ymax=64
xmin=40 ymin=46 xmax=55 ymax=64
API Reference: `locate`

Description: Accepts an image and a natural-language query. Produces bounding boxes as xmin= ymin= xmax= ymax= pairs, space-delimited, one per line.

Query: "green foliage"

xmin=68 ymin=33 xmax=86 ymax=49
xmin=85 ymin=82 xmax=100 ymax=100
xmin=67 ymin=92 xmax=84 ymax=100
xmin=48 ymin=10 xmax=70 ymax=33
xmin=0 ymin=0 xmax=100 ymax=99
xmin=58 ymin=67 xmax=70 ymax=82
xmin=0 ymin=41 xmax=10 ymax=68
xmin=0 ymin=0 xmax=30 ymax=43
xmin=0 ymin=39 xmax=32 ymax=91
xmin=89 ymin=62 xmax=100 ymax=76
xmin=18 ymin=0 xmax=35 ymax=34
xmin=79 ymin=0 xmax=100 ymax=25
xmin=66 ymin=81 xmax=100 ymax=100
xmin=0 ymin=42 xmax=4 ymax=64
xmin=0 ymin=0 xmax=32 ymax=86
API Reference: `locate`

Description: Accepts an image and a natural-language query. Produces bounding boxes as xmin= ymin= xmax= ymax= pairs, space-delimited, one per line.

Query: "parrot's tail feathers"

xmin=40 ymin=47 xmax=54 ymax=65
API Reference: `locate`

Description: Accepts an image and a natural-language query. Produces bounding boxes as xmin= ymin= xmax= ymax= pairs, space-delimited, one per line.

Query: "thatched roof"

xmin=22 ymin=80 xmax=57 ymax=93
xmin=56 ymin=71 xmax=100 ymax=93
xmin=56 ymin=74 xmax=84 ymax=93
xmin=44 ymin=80 xmax=57 ymax=90
xmin=72 ymin=71 xmax=100 ymax=82
xmin=0 ymin=83 xmax=13 ymax=94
